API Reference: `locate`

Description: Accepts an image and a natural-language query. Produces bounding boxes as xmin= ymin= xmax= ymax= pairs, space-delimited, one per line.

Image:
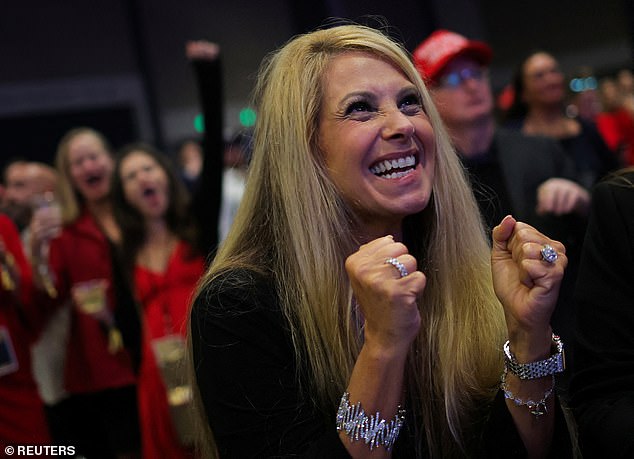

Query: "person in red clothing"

xmin=111 ymin=143 xmax=205 ymax=459
xmin=0 ymin=214 xmax=50 ymax=445
xmin=30 ymin=127 xmax=140 ymax=458
xmin=595 ymin=77 xmax=634 ymax=166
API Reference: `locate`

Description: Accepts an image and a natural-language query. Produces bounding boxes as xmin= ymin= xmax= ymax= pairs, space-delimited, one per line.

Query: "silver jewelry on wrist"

xmin=501 ymin=368 xmax=555 ymax=417
xmin=336 ymin=391 xmax=406 ymax=451
xmin=503 ymin=334 xmax=565 ymax=380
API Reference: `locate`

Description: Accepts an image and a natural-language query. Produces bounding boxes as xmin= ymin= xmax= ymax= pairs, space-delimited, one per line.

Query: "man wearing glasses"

xmin=414 ymin=31 xmax=589 ymax=391
xmin=414 ymin=30 xmax=590 ymax=230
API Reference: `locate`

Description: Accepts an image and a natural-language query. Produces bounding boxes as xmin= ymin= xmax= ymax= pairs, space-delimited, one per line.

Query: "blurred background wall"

xmin=0 ymin=0 xmax=631 ymax=168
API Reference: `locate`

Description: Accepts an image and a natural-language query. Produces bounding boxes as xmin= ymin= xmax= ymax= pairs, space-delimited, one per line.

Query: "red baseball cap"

xmin=413 ymin=30 xmax=492 ymax=84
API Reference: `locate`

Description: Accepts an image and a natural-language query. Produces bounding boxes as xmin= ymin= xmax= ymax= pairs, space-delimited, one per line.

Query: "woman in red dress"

xmin=111 ymin=144 xmax=205 ymax=459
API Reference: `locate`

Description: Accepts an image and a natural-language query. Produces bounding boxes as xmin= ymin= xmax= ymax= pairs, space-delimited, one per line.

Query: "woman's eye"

xmin=399 ymin=95 xmax=422 ymax=113
xmin=345 ymin=101 xmax=372 ymax=116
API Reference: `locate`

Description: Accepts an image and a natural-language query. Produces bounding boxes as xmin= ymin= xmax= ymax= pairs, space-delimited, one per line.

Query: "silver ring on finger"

xmin=385 ymin=257 xmax=409 ymax=278
xmin=540 ymin=244 xmax=558 ymax=264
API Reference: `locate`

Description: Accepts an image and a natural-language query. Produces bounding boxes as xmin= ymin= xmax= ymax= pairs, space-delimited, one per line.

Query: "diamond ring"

xmin=540 ymin=244 xmax=558 ymax=264
xmin=385 ymin=257 xmax=409 ymax=277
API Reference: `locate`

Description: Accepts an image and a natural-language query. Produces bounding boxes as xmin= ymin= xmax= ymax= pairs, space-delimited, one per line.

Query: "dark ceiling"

xmin=0 ymin=0 xmax=631 ymax=167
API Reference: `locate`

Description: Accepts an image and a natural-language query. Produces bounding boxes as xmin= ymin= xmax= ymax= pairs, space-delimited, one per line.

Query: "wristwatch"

xmin=503 ymin=334 xmax=565 ymax=380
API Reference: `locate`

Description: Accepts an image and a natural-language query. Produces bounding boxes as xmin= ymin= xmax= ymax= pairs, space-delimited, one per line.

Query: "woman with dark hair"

xmin=506 ymin=50 xmax=618 ymax=189
xmin=111 ymin=144 xmax=205 ymax=459
xmin=112 ymin=143 xmax=198 ymax=269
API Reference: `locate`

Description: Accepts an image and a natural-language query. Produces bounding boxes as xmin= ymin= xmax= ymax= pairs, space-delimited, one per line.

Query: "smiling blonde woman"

xmin=188 ymin=24 xmax=572 ymax=458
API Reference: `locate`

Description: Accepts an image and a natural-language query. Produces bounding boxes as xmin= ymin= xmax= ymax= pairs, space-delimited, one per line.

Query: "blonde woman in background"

xmin=189 ymin=24 xmax=573 ymax=458
xmin=30 ymin=127 xmax=140 ymax=458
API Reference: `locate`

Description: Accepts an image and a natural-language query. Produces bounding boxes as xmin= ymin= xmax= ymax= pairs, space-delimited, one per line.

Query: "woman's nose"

xmin=381 ymin=109 xmax=415 ymax=141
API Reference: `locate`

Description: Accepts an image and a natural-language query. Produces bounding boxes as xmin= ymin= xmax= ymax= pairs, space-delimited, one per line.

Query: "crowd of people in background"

xmin=0 ymin=40 xmax=248 ymax=459
xmin=0 ymin=19 xmax=632 ymax=459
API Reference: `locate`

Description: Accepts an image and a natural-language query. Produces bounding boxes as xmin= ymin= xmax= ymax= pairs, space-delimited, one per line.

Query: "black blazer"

xmin=570 ymin=170 xmax=634 ymax=458
xmin=494 ymin=127 xmax=577 ymax=224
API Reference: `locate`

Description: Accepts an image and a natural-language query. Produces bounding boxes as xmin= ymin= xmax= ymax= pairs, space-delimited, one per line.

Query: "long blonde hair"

xmin=54 ymin=127 xmax=113 ymax=224
xmin=189 ymin=24 xmax=506 ymax=457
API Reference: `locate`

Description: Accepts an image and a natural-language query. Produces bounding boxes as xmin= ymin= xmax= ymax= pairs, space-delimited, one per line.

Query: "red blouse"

xmin=46 ymin=209 xmax=136 ymax=393
xmin=134 ymin=241 xmax=204 ymax=459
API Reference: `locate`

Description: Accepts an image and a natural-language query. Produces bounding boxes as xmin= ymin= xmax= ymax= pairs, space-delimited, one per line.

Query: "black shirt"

xmin=190 ymin=269 xmax=573 ymax=458
xmin=461 ymin=144 xmax=514 ymax=233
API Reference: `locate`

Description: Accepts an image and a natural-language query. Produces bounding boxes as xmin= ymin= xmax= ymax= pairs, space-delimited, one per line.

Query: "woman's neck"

xmin=527 ymin=103 xmax=562 ymax=123
xmin=145 ymin=218 xmax=171 ymax=245
xmin=137 ymin=219 xmax=177 ymax=273
xmin=86 ymin=198 xmax=121 ymax=243
xmin=357 ymin=220 xmax=403 ymax=244
xmin=523 ymin=104 xmax=580 ymax=138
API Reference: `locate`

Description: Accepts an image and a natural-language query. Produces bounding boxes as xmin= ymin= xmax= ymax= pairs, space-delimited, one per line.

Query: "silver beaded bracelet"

xmin=335 ymin=391 xmax=406 ymax=451
xmin=500 ymin=367 xmax=555 ymax=418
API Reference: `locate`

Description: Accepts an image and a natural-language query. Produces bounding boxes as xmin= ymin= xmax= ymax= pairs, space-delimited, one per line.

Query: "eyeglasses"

xmin=437 ymin=67 xmax=488 ymax=88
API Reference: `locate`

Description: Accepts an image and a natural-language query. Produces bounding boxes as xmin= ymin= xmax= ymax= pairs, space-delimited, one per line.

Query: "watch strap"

xmin=503 ymin=334 xmax=565 ymax=380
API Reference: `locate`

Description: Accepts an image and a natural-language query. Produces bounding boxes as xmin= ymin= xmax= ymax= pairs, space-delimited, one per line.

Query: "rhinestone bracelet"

xmin=500 ymin=367 xmax=555 ymax=418
xmin=336 ymin=391 xmax=406 ymax=451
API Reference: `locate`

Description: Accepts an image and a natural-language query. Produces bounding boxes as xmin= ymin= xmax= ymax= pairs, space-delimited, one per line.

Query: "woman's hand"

xmin=345 ymin=236 xmax=426 ymax=356
xmin=536 ymin=177 xmax=590 ymax=216
xmin=491 ymin=216 xmax=567 ymax=361
xmin=29 ymin=201 xmax=61 ymax=259
xmin=185 ymin=40 xmax=220 ymax=61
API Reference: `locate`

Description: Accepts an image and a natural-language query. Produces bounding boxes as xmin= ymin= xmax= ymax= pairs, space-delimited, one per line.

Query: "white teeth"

xmin=384 ymin=170 xmax=413 ymax=179
xmin=370 ymin=154 xmax=417 ymax=177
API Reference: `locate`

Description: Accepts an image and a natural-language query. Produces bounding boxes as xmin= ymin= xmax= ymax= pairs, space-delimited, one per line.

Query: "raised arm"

xmin=186 ymin=40 xmax=224 ymax=259
xmin=491 ymin=215 xmax=567 ymax=458
xmin=341 ymin=236 xmax=424 ymax=457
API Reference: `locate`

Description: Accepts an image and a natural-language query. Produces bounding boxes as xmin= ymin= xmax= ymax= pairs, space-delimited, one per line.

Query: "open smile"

xmin=369 ymin=153 xmax=419 ymax=179
xmin=142 ymin=186 xmax=157 ymax=198
xmin=86 ymin=174 xmax=102 ymax=185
